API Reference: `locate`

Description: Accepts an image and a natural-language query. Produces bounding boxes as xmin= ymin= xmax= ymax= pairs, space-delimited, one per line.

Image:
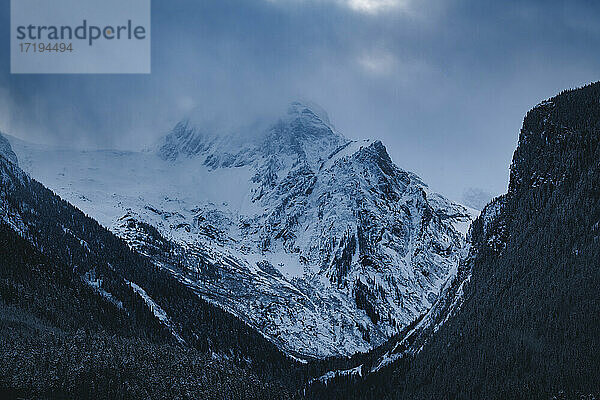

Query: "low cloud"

xmin=358 ymin=51 xmax=397 ymax=75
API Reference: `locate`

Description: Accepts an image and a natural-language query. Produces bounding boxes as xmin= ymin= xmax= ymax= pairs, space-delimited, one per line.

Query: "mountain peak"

xmin=287 ymin=101 xmax=332 ymax=126
xmin=157 ymin=102 xmax=347 ymax=166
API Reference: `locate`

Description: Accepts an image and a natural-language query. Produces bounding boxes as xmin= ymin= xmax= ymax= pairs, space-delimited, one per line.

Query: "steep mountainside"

xmin=0 ymin=138 xmax=300 ymax=398
xmin=10 ymin=102 xmax=475 ymax=358
xmin=308 ymin=83 xmax=600 ymax=399
xmin=0 ymin=133 xmax=17 ymax=166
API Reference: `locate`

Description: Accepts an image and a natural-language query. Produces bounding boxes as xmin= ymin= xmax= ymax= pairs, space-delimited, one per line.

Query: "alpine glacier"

xmin=8 ymin=102 xmax=476 ymax=358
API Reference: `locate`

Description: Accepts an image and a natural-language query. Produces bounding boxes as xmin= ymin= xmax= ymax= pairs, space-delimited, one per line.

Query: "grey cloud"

xmin=0 ymin=0 xmax=599 ymax=201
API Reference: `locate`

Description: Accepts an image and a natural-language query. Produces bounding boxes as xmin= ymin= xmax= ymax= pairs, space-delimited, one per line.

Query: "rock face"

xmin=9 ymin=102 xmax=475 ymax=358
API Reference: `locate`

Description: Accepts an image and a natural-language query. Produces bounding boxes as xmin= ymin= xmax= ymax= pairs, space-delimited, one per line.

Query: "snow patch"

xmin=127 ymin=280 xmax=185 ymax=345
xmin=82 ymin=271 xmax=124 ymax=309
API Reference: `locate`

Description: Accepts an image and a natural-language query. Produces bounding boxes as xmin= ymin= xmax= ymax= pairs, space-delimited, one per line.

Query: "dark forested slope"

xmin=0 ymin=223 xmax=292 ymax=399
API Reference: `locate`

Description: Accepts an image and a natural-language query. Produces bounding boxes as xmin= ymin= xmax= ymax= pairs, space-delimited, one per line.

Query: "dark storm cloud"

xmin=1 ymin=0 xmax=599 ymax=200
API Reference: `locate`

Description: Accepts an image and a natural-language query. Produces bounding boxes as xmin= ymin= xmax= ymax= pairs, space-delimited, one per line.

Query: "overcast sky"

xmin=1 ymin=0 xmax=599 ymax=201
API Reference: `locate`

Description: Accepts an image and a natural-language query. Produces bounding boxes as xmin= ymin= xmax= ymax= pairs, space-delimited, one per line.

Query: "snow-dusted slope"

xmin=0 ymin=133 xmax=18 ymax=166
xmin=9 ymin=103 xmax=476 ymax=358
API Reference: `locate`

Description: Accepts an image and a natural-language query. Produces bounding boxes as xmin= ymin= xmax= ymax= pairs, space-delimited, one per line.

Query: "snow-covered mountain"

xmin=9 ymin=102 xmax=476 ymax=358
